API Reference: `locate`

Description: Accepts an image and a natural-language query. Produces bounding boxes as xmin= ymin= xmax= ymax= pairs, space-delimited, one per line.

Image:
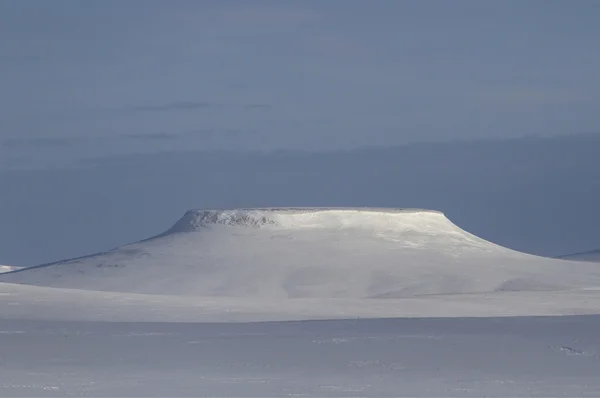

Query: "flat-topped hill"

xmin=3 ymin=208 xmax=600 ymax=298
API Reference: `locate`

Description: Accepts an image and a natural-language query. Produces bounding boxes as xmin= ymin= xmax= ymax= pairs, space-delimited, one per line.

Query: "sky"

xmin=1 ymin=0 xmax=600 ymax=168
xmin=1 ymin=1 xmax=600 ymax=266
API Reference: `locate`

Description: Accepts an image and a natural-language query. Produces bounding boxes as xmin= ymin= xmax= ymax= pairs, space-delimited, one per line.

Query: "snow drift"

xmin=2 ymin=208 xmax=600 ymax=298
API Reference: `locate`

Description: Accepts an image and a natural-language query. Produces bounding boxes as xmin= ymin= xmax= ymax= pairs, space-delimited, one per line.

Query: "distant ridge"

xmin=163 ymin=207 xmax=444 ymax=234
xmin=555 ymin=248 xmax=600 ymax=263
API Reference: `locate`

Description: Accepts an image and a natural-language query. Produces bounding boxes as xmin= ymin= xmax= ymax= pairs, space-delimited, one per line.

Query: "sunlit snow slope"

xmin=2 ymin=208 xmax=600 ymax=298
xmin=0 ymin=265 xmax=21 ymax=273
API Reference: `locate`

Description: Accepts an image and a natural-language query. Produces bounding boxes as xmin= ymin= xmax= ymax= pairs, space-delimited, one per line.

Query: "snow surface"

xmin=556 ymin=248 xmax=600 ymax=263
xmin=1 ymin=316 xmax=600 ymax=397
xmin=2 ymin=208 xmax=600 ymax=299
xmin=4 ymin=281 xmax=600 ymax=322
xmin=3 ymin=207 xmax=600 ymax=396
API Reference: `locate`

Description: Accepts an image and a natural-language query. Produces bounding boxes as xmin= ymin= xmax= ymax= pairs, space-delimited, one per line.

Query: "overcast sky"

xmin=1 ymin=0 xmax=600 ymax=168
xmin=1 ymin=1 xmax=600 ymax=265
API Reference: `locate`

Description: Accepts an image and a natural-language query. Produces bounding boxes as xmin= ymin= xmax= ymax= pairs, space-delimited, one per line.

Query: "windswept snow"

xmin=4 ymin=281 xmax=600 ymax=322
xmin=2 ymin=316 xmax=600 ymax=397
xmin=2 ymin=208 xmax=600 ymax=299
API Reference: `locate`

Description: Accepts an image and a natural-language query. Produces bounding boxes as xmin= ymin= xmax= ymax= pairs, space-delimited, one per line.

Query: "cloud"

xmin=125 ymin=101 xmax=272 ymax=113
xmin=1 ymin=129 xmax=254 ymax=150
xmin=132 ymin=101 xmax=214 ymax=112
xmin=1 ymin=137 xmax=83 ymax=148
xmin=121 ymin=129 xmax=248 ymax=140
xmin=1 ymin=134 xmax=180 ymax=149
xmin=184 ymin=129 xmax=249 ymax=137
xmin=121 ymin=132 xmax=180 ymax=141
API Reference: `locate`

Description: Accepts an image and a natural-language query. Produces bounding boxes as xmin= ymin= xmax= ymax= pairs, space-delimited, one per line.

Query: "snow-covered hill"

xmin=556 ymin=249 xmax=600 ymax=263
xmin=2 ymin=207 xmax=600 ymax=298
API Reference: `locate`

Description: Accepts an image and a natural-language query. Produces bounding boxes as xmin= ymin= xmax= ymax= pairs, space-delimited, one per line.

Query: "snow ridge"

xmin=164 ymin=207 xmax=445 ymax=233
xmin=165 ymin=209 xmax=281 ymax=232
xmin=556 ymin=248 xmax=600 ymax=263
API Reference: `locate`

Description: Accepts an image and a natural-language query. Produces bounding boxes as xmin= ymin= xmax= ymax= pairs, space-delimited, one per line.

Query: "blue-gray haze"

xmin=0 ymin=1 xmax=599 ymax=265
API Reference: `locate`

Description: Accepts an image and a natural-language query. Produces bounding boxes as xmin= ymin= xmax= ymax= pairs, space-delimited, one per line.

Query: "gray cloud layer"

xmin=128 ymin=102 xmax=272 ymax=113
xmin=132 ymin=101 xmax=214 ymax=112
xmin=1 ymin=129 xmax=251 ymax=149
xmin=2 ymin=137 xmax=81 ymax=148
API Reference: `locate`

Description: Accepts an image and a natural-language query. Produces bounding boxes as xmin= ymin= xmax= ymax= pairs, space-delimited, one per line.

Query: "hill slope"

xmin=2 ymin=208 xmax=600 ymax=298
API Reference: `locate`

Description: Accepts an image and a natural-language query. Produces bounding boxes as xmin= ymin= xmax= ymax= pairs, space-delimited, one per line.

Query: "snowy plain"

xmin=2 ymin=316 xmax=600 ymax=397
xmin=2 ymin=208 xmax=600 ymax=396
